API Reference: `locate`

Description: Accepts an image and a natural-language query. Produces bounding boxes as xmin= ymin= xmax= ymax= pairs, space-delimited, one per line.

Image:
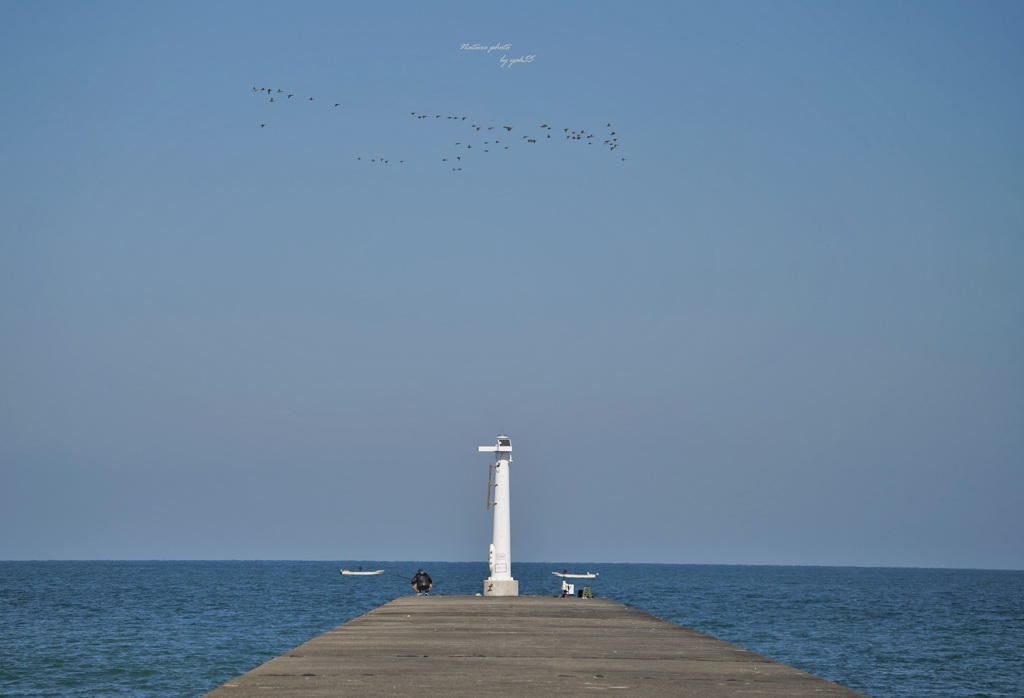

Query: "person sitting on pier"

xmin=411 ymin=569 xmax=432 ymax=595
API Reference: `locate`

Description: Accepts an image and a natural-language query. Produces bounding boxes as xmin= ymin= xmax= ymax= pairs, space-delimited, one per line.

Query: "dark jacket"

xmin=411 ymin=571 xmax=432 ymax=589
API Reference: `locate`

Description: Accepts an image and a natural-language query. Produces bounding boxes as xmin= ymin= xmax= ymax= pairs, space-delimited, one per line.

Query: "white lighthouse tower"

xmin=478 ymin=434 xmax=519 ymax=596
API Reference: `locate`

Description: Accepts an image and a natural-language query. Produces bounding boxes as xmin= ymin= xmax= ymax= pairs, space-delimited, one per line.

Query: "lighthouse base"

xmin=482 ymin=579 xmax=519 ymax=597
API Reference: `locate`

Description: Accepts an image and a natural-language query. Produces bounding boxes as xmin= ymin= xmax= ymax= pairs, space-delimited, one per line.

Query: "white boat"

xmin=340 ymin=569 xmax=384 ymax=576
xmin=552 ymin=571 xmax=598 ymax=579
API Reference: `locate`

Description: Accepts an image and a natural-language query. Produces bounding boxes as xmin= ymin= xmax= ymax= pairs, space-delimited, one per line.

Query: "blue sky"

xmin=1 ymin=1 xmax=1021 ymax=569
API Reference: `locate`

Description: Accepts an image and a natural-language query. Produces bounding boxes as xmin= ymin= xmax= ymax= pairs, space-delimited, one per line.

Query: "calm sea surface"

xmin=1 ymin=561 xmax=1021 ymax=697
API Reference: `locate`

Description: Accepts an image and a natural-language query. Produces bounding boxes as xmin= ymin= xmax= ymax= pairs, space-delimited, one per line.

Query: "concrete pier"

xmin=204 ymin=596 xmax=867 ymax=697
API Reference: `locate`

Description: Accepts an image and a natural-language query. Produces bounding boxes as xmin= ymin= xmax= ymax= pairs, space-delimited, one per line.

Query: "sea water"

xmin=1 ymin=561 xmax=1021 ymax=697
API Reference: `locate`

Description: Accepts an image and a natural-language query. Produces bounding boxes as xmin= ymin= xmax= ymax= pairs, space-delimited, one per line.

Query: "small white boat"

xmin=552 ymin=571 xmax=598 ymax=579
xmin=340 ymin=569 xmax=384 ymax=576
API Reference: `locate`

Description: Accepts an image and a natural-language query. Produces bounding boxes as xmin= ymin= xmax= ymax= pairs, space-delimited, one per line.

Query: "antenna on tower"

xmin=486 ymin=462 xmax=496 ymax=509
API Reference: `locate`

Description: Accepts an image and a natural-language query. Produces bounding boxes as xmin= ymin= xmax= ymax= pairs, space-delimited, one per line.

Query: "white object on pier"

xmin=478 ymin=434 xmax=518 ymax=596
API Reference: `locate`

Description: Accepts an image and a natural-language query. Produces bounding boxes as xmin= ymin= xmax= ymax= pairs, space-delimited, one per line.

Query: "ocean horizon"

xmin=7 ymin=558 xmax=1022 ymax=570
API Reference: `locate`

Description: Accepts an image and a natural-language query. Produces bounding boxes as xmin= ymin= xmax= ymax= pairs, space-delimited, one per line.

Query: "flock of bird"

xmin=252 ymin=86 xmax=626 ymax=172
xmin=253 ymin=85 xmax=342 ymax=111
xmin=411 ymin=113 xmax=625 ymax=171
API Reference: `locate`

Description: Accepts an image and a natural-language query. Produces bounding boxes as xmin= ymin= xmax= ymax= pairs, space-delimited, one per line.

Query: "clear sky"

xmin=1 ymin=1 xmax=1021 ymax=569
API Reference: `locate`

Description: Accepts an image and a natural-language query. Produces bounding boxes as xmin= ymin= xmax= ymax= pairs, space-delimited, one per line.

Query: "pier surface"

xmin=205 ymin=596 xmax=866 ymax=697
